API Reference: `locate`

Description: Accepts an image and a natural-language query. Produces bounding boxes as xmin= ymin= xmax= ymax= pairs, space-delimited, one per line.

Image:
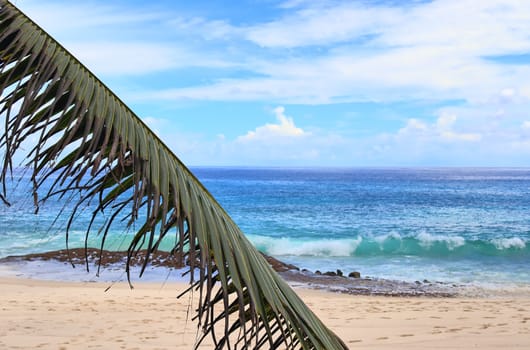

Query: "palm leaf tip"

xmin=0 ymin=1 xmax=348 ymax=349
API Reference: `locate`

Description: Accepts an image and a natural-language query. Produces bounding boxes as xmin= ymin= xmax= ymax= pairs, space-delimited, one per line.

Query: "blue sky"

xmin=15 ymin=0 xmax=530 ymax=167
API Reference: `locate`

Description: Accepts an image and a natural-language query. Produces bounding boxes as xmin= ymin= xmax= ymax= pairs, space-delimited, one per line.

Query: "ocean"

xmin=1 ymin=167 xmax=529 ymax=290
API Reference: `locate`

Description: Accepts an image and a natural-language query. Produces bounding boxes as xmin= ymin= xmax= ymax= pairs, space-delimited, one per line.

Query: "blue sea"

xmin=1 ymin=167 xmax=529 ymax=290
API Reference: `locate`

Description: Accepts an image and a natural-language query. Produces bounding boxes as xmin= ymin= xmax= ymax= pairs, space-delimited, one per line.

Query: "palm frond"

xmin=0 ymin=1 xmax=348 ymax=349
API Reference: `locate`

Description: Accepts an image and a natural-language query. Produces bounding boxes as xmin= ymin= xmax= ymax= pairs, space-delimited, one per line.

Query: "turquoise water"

xmin=1 ymin=167 xmax=529 ymax=288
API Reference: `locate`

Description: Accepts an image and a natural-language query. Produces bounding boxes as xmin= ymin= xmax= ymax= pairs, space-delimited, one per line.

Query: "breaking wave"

xmin=247 ymin=232 xmax=529 ymax=258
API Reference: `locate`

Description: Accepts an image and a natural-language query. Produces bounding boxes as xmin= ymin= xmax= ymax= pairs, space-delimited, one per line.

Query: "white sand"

xmin=1 ymin=277 xmax=529 ymax=349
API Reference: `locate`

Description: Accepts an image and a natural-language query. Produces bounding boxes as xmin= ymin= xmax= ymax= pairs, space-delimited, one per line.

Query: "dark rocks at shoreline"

xmin=0 ymin=248 xmax=188 ymax=269
xmin=323 ymin=271 xmax=337 ymax=277
xmin=0 ymin=248 xmax=301 ymax=274
xmin=280 ymin=270 xmax=459 ymax=297
xmin=349 ymin=271 xmax=361 ymax=279
xmin=257 ymin=263 xmax=457 ymax=297
xmin=259 ymin=253 xmax=300 ymax=272
xmin=0 ymin=249 xmax=459 ymax=297
xmin=311 ymin=269 xmax=361 ymax=279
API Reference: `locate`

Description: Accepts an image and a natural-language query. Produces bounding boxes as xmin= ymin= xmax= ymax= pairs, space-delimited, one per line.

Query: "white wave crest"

xmin=491 ymin=237 xmax=526 ymax=250
xmin=374 ymin=231 xmax=402 ymax=244
xmin=247 ymin=234 xmax=361 ymax=257
xmin=416 ymin=231 xmax=465 ymax=250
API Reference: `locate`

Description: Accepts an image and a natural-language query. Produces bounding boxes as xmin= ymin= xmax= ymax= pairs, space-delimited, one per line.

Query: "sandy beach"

xmin=1 ymin=276 xmax=529 ymax=350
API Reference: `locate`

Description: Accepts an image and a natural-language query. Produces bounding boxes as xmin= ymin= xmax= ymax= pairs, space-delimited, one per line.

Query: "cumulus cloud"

xmin=398 ymin=113 xmax=481 ymax=142
xmin=398 ymin=119 xmax=428 ymax=135
xmin=436 ymin=114 xmax=482 ymax=142
xmin=237 ymin=106 xmax=308 ymax=142
xmin=139 ymin=107 xmax=527 ymax=167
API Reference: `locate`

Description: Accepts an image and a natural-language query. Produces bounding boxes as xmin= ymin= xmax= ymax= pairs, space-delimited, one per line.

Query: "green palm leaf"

xmin=0 ymin=1 xmax=348 ymax=349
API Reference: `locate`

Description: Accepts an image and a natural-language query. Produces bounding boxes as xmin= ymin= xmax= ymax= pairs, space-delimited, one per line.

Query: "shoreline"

xmin=1 ymin=248 xmax=529 ymax=298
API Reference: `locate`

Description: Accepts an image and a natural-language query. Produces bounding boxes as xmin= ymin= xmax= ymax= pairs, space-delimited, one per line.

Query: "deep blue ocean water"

xmin=1 ymin=167 xmax=529 ymax=289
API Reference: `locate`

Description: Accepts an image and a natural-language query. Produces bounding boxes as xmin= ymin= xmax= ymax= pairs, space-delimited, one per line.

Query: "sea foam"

xmin=491 ymin=237 xmax=527 ymax=250
xmin=246 ymin=231 xmax=529 ymax=258
xmin=247 ymin=234 xmax=361 ymax=257
xmin=416 ymin=231 xmax=466 ymax=250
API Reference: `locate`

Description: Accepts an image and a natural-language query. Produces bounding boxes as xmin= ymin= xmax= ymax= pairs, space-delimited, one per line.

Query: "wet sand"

xmin=1 ymin=276 xmax=529 ymax=349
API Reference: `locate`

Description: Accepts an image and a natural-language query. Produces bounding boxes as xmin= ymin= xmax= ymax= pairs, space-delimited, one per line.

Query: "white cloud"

xmin=237 ymin=106 xmax=308 ymax=142
xmin=245 ymin=4 xmax=397 ymax=48
xmin=439 ymin=130 xmax=482 ymax=142
xmin=436 ymin=114 xmax=482 ymax=142
xmin=69 ymin=41 xmax=232 ymax=78
xmin=376 ymin=1 xmax=530 ymax=54
xmin=141 ymin=79 xmax=315 ymax=103
xmin=169 ymin=17 xmax=239 ymax=41
xmin=398 ymin=119 xmax=428 ymax=135
xmin=362 ymin=103 xmax=530 ymax=166
xmin=15 ymin=1 xmax=164 ymax=37
xmin=137 ymin=106 xmax=527 ymax=167
xmin=16 ymin=1 xmax=235 ymax=77
xmin=66 ymin=42 xmax=181 ymax=76
xmin=245 ymin=0 xmax=530 ymax=55
xmin=398 ymin=113 xmax=481 ymax=143
xmin=143 ymin=42 xmax=517 ymax=104
xmin=18 ymin=0 xmax=530 ymax=105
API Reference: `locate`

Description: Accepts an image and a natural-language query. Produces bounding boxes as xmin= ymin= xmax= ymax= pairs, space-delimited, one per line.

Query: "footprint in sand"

xmin=400 ymin=334 xmax=414 ymax=337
